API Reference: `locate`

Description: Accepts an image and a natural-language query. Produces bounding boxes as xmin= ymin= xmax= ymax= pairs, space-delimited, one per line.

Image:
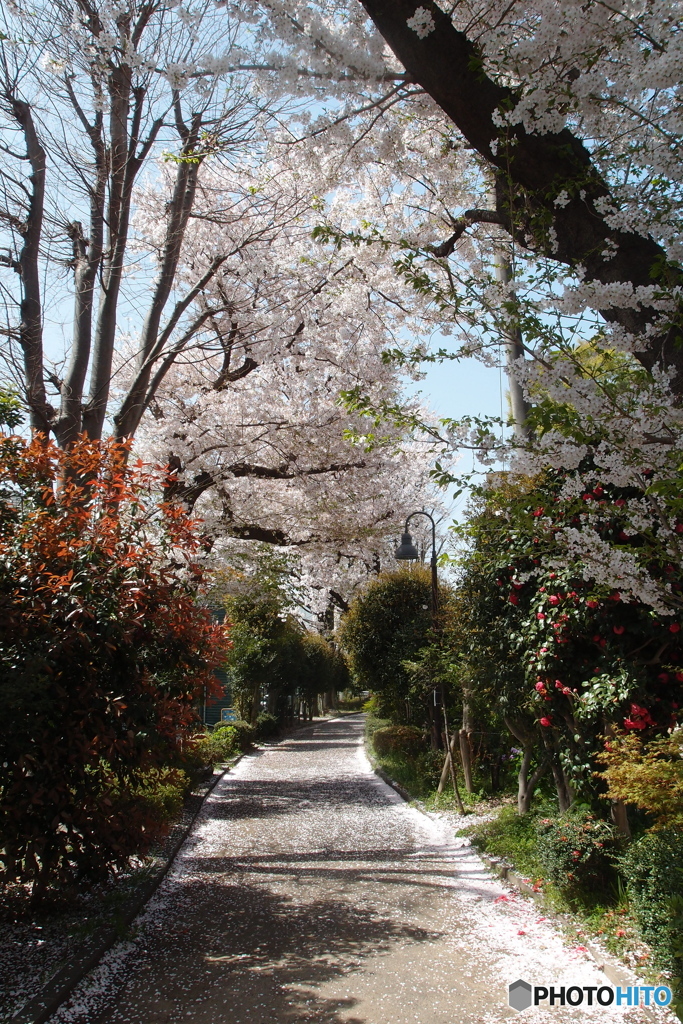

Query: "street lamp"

xmin=394 ymin=510 xmax=465 ymax=813
xmin=394 ymin=511 xmax=438 ymax=618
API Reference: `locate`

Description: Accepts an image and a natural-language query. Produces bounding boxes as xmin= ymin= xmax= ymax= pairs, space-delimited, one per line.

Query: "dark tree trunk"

xmin=359 ymin=0 xmax=683 ymax=394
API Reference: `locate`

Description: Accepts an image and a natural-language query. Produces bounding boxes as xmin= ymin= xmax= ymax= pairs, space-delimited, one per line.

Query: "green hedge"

xmin=620 ymin=829 xmax=683 ymax=990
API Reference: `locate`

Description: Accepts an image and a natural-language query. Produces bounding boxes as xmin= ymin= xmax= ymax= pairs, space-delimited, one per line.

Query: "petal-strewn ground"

xmin=52 ymin=716 xmax=675 ymax=1024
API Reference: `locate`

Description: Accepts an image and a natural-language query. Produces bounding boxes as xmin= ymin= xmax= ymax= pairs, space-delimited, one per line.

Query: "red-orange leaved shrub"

xmin=0 ymin=435 xmax=229 ymax=895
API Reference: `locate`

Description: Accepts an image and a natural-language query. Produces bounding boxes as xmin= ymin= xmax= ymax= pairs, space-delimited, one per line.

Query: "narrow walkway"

xmin=54 ymin=717 xmax=670 ymax=1024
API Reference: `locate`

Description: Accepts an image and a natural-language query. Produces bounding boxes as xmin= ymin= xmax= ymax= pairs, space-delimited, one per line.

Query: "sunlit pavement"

xmin=54 ymin=716 xmax=672 ymax=1024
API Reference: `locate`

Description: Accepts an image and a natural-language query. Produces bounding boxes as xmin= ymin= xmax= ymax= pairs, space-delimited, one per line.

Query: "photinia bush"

xmin=0 ymin=435 xmax=229 ymax=896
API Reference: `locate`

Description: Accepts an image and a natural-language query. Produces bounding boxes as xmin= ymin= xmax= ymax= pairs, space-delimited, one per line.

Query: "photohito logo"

xmin=508 ymin=980 xmax=673 ymax=1012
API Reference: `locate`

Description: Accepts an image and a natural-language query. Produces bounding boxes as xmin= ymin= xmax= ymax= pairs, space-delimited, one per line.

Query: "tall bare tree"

xmin=0 ymin=0 xmax=261 ymax=444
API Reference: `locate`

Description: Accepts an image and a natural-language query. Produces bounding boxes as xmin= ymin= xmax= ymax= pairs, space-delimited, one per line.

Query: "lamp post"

xmin=394 ymin=511 xmax=438 ymax=619
xmin=394 ymin=511 xmax=465 ymax=813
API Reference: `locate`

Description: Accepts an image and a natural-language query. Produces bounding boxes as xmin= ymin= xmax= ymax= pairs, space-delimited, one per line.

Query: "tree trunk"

xmin=550 ymin=760 xmax=572 ymax=813
xmin=358 ymin=0 xmax=683 ymax=394
xmin=516 ymin=747 xmax=548 ymax=815
xmin=611 ymin=799 xmax=631 ymax=838
xmin=427 ymin=700 xmax=441 ymax=750
xmin=459 ymin=696 xmax=474 ymax=792
xmin=250 ymin=683 xmax=261 ymax=726
xmin=437 ymin=732 xmax=458 ymax=793
xmin=10 ymin=98 xmax=50 ymax=434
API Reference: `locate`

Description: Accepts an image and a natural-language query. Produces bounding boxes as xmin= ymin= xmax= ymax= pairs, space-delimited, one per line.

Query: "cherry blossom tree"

xmin=231 ymin=0 xmax=683 ymax=612
xmin=0 ymin=0 xmax=274 ymax=444
xmin=128 ymin=153 xmax=450 ymax=607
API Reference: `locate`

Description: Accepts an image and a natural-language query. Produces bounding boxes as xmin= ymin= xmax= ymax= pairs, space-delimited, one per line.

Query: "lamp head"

xmin=394 ymin=532 xmax=419 ymax=560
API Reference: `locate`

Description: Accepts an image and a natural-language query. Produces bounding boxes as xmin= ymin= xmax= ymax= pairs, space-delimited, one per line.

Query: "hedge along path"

xmin=47 ymin=716 xmax=676 ymax=1024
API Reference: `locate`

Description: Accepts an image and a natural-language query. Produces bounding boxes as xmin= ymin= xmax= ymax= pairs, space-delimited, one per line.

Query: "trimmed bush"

xmin=0 ymin=436 xmax=229 ymax=894
xmin=214 ymin=720 xmax=254 ymax=751
xmin=535 ymin=811 xmax=621 ymax=894
xmin=255 ymin=712 xmax=279 ymax=739
xmin=372 ymin=725 xmax=428 ymax=758
xmin=132 ymin=767 xmax=189 ymax=825
xmin=620 ymin=829 xmax=683 ymax=986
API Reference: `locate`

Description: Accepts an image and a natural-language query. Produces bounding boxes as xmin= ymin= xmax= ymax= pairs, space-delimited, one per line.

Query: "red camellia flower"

xmin=533 ymin=507 xmax=545 ymax=517
xmin=658 ymin=672 xmax=670 ymax=683
xmin=582 ymin=493 xmax=593 ymax=501
xmin=613 ymin=625 xmax=625 ymax=635
xmin=624 ymin=703 xmax=655 ymax=731
xmin=676 ymin=672 xmax=683 ymax=682
xmin=670 ymin=623 xmax=681 ymax=633
xmin=539 ymin=716 xmax=552 ymax=727
xmin=615 ymin=498 xmax=626 ymax=507
xmin=586 ymin=599 xmax=599 ymax=608
xmin=549 ymin=595 xmax=560 ymax=606
xmin=618 ymin=531 xmax=630 ymax=541
xmin=555 ymin=680 xmax=564 ymax=689
xmin=509 ymin=593 xmax=519 ymax=605
xmin=537 ymin=612 xmax=546 ymax=620
xmin=535 ymin=681 xmax=546 ymax=693
xmin=593 ymin=486 xmax=604 ymax=496
xmin=676 ymin=524 xmax=683 ymax=533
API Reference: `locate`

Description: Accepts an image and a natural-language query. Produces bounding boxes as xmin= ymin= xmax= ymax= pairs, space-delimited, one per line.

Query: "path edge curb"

xmin=370 ymin=759 xmax=663 ymax=1023
xmin=8 ymin=758 xmax=240 ymax=1024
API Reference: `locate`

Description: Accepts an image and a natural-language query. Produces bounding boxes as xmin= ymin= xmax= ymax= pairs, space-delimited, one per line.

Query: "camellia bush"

xmin=454 ymin=473 xmax=683 ymax=813
xmin=0 ymin=434 xmax=229 ymax=897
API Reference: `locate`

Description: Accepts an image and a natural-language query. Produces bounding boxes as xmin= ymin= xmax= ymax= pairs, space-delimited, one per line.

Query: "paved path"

xmin=54 ymin=717 xmax=672 ymax=1024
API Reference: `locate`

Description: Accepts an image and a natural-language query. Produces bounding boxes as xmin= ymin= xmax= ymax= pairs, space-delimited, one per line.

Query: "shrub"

xmin=255 ymin=712 xmax=279 ymax=739
xmin=620 ymin=829 xmax=683 ymax=991
xmin=227 ymin=720 xmax=255 ymax=750
xmin=0 ymin=436 xmax=230 ymax=895
xmin=372 ymin=725 xmax=427 ymax=758
xmin=337 ymin=696 xmax=364 ymax=711
xmin=467 ymin=806 xmax=545 ymax=881
xmin=414 ymin=749 xmax=448 ymax=791
xmin=131 ymin=767 xmax=189 ymax=825
xmin=597 ymin=731 xmax=683 ymax=830
xmin=535 ymin=811 xmax=621 ymax=894
xmin=190 ymin=727 xmax=242 ymax=769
